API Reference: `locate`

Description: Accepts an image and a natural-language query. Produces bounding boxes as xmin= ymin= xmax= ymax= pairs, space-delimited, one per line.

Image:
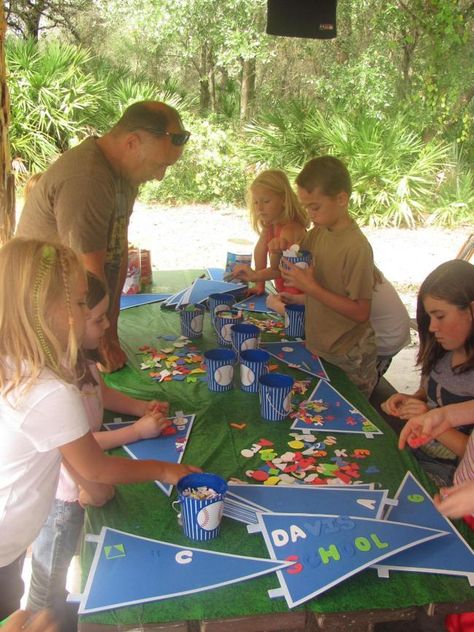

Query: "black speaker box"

xmin=266 ymin=0 xmax=337 ymax=40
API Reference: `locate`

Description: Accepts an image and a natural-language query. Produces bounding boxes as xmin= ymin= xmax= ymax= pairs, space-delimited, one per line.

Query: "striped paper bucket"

xmin=213 ymin=309 xmax=243 ymax=346
xmin=230 ymin=322 xmax=260 ymax=359
xmin=179 ymin=304 xmax=205 ymax=338
xmin=204 ymin=348 xmax=236 ymax=392
xmin=258 ymin=372 xmax=294 ymax=421
xmin=208 ymin=293 xmax=235 ymax=324
xmin=175 ymin=473 xmax=228 ymax=541
xmin=240 ymin=348 xmax=270 ymax=393
xmin=284 ymin=304 xmax=305 ymax=338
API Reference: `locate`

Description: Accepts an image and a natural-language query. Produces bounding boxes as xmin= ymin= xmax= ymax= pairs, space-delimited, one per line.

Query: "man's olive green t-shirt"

xmin=303 ymin=221 xmax=374 ymax=357
xmin=16 ymin=137 xmax=137 ymax=298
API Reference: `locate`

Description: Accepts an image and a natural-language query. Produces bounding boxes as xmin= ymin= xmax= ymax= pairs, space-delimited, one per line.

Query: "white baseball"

xmin=221 ymin=324 xmax=233 ymax=341
xmin=196 ymin=501 xmax=224 ymax=530
xmin=295 ymin=262 xmax=309 ymax=269
xmin=241 ymin=337 xmax=258 ymax=351
xmin=283 ymin=393 xmax=292 ymax=412
xmin=191 ymin=314 xmax=204 ymax=332
xmin=240 ymin=365 xmax=255 ymax=387
xmin=284 ymin=314 xmax=290 ymax=327
xmin=214 ymin=365 xmax=233 ymax=386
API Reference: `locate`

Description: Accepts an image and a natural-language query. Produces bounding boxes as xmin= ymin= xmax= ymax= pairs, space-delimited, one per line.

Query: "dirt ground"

xmin=128 ymin=202 xmax=471 ymax=394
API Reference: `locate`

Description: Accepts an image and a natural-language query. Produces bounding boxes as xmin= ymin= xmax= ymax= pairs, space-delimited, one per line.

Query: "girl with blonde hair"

xmin=0 ymin=238 xmax=200 ymax=620
xmin=231 ymin=169 xmax=309 ymax=294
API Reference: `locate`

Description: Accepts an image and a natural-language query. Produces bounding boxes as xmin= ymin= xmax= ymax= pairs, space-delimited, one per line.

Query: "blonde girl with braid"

xmin=0 ymin=239 xmax=200 ymax=620
xmin=230 ymin=169 xmax=309 ymax=294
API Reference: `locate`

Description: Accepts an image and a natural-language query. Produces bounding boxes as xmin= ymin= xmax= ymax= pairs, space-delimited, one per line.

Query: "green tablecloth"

xmin=81 ymin=271 xmax=474 ymax=627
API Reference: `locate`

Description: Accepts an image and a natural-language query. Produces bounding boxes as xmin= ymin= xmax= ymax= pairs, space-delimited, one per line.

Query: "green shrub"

xmin=140 ymin=117 xmax=248 ymax=205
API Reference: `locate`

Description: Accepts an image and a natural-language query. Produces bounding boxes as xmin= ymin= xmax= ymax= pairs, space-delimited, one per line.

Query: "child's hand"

xmin=381 ymin=392 xmax=412 ymax=417
xmin=396 ymin=398 xmax=430 ymax=420
xmin=247 ymin=282 xmax=266 ymax=296
xmin=278 ymin=291 xmax=305 ymax=305
xmin=434 ymin=481 xmax=474 ymax=519
xmin=231 ymin=264 xmax=256 ymax=282
xmin=78 ymin=483 xmax=115 ymax=508
xmin=141 ymin=399 xmax=170 ymax=417
xmin=398 ymin=407 xmax=453 ymax=449
xmin=266 ymin=293 xmax=285 ymax=315
xmin=3 ymin=610 xmax=59 ymax=632
xmin=280 ymin=261 xmax=314 ymax=293
xmin=159 ymin=462 xmax=202 ymax=485
xmin=133 ymin=412 xmax=172 ymax=440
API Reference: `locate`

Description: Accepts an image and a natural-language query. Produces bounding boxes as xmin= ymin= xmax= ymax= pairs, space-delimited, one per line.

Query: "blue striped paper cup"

xmin=179 ymin=304 xmax=205 ymax=338
xmin=176 ymin=473 xmax=228 ymax=541
xmin=284 ymin=304 xmax=305 ymax=338
xmin=230 ymin=323 xmax=260 ymax=359
xmin=281 ymin=249 xmax=312 ymax=270
xmin=208 ymin=293 xmax=235 ymax=324
xmin=213 ymin=309 xmax=243 ymax=346
xmin=258 ymin=372 xmax=294 ymax=421
xmin=240 ymin=349 xmax=270 ymax=393
xmin=204 ymin=348 xmax=236 ymax=392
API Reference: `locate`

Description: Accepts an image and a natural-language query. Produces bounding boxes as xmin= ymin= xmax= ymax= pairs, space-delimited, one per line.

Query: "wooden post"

xmin=0 ymin=4 xmax=15 ymax=245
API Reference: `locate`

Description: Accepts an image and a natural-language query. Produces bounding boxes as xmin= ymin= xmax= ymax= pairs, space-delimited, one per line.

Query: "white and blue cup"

xmin=281 ymin=249 xmax=312 ymax=271
xmin=240 ymin=349 xmax=270 ymax=393
xmin=285 ymin=304 xmax=305 ymax=338
xmin=258 ymin=372 xmax=294 ymax=421
xmin=213 ymin=309 xmax=243 ymax=346
xmin=230 ymin=322 xmax=260 ymax=359
xmin=179 ymin=304 xmax=205 ymax=339
xmin=208 ymin=293 xmax=235 ymax=324
xmin=204 ymin=348 xmax=236 ymax=392
xmin=174 ymin=473 xmax=228 ymax=541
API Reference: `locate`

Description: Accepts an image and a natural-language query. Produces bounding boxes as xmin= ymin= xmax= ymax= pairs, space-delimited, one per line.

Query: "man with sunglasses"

xmin=17 ymin=101 xmax=190 ymax=372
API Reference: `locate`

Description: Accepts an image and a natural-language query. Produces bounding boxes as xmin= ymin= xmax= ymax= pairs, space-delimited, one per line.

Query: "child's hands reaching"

xmin=3 ymin=610 xmax=59 ymax=632
xmin=280 ymin=261 xmax=315 ymax=293
xmin=160 ymin=462 xmax=202 ymax=485
xmin=133 ymin=411 xmax=172 ymax=440
xmin=141 ymin=399 xmax=170 ymax=417
xmin=434 ymin=481 xmax=474 ymax=519
xmin=399 ymin=406 xmax=453 ymax=450
xmin=230 ymin=264 xmax=257 ymax=282
xmin=381 ymin=393 xmax=429 ymax=419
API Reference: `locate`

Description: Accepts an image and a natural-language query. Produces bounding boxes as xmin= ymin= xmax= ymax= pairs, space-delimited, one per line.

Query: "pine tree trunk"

xmin=0 ymin=4 xmax=15 ymax=245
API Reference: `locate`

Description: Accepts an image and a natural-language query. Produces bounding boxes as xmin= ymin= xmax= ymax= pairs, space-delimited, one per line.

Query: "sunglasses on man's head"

xmin=140 ymin=128 xmax=191 ymax=146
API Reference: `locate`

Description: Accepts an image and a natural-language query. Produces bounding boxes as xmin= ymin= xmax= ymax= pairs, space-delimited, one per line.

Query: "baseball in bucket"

xmin=179 ymin=303 xmax=205 ymax=339
xmin=174 ymin=472 xmax=228 ymax=541
xmin=284 ymin=304 xmax=305 ymax=338
xmin=207 ymin=293 xmax=235 ymax=324
xmin=240 ymin=348 xmax=270 ymax=393
xmin=213 ymin=309 xmax=243 ymax=346
xmin=230 ymin=322 xmax=260 ymax=359
xmin=258 ymin=372 xmax=294 ymax=421
xmin=204 ymin=348 xmax=236 ymax=392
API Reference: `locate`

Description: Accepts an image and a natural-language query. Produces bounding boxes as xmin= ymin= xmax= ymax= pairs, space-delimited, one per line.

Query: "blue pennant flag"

xmin=78 ymin=527 xmax=291 ymax=614
xmin=260 ymin=341 xmax=329 ymax=380
xmin=120 ymin=293 xmax=171 ymax=310
xmin=374 ymin=472 xmax=474 ymax=585
xmin=104 ymin=415 xmax=194 ymax=496
xmin=248 ymin=512 xmax=447 ymax=608
xmin=291 ymin=379 xmax=382 ymax=437
xmin=226 ymin=484 xmax=391 ymax=523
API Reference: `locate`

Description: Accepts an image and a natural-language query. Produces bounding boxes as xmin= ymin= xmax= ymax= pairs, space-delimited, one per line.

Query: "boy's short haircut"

xmin=296 ymin=156 xmax=352 ymax=197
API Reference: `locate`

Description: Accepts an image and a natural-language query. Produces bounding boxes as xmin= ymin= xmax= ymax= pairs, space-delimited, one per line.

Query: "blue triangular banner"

xmin=374 ymin=472 xmax=474 ymax=585
xmin=260 ymin=341 xmax=329 ymax=381
xmin=120 ymin=293 xmax=171 ymax=310
xmin=290 ymin=379 xmax=382 ymax=437
xmin=104 ymin=415 xmax=194 ymax=496
xmin=177 ymin=278 xmax=245 ymax=307
xmin=79 ymin=527 xmax=291 ymax=614
xmin=226 ymin=484 xmax=391 ymax=522
xmin=249 ymin=512 xmax=447 ymax=608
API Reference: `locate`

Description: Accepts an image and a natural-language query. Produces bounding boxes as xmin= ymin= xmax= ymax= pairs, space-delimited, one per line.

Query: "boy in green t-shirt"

xmin=280 ymin=156 xmax=378 ymax=397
